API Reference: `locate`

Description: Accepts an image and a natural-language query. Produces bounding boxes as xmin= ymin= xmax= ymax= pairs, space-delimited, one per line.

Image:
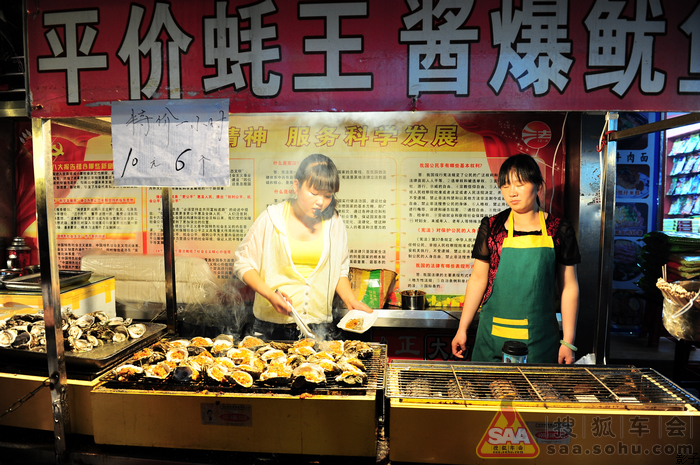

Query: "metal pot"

xmin=400 ymin=290 xmax=426 ymax=310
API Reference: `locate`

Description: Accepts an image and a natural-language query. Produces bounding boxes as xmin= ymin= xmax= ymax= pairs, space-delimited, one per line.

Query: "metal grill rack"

xmin=100 ymin=340 xmax=386 ymax=394
xmin=386 ymin=360 xmax=700 ymax=411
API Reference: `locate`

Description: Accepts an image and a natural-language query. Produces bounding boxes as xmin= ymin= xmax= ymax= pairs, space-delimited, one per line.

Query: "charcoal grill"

xmin=386 ymin=361 xmax=700 ymax=465
xmin=386 ymin=360 xmax=699 ymax=410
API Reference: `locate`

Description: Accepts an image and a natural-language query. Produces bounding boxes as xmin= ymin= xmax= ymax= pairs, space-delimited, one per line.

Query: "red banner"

xmin=27 ymin=0 xmax=699 ymax=117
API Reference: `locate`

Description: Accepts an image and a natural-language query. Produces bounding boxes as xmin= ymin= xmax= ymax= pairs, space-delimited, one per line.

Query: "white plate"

xmin=336 ymin=309 xmax=378 ymax=334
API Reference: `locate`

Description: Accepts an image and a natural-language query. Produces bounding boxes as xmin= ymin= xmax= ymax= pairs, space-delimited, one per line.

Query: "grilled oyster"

xmin=339 ymin=356 xmax=365 ymax=371
xmin=169 ymin=339 xmax=190 ymax=348
xmin=288 ymin=345 xmax=316 ymax=357
xmin=285 ymin=354 xmax=305 ymax=370
xmin=335 ymin=370 xmax=367 ymax=385
xmin=211 ymin=338 xmax=234 ymax=356
xmin=143 ymin=361 xmax=173 ymax=380
xmin=166 ymin=347 xmax=189 ymax=363
xmin=343 ymin=340 xmax=373 ymax=359
xmin=190 ymin=336 xmax=213 ymax=348
xmin=260 ymin=348 xmax=286 ymax=362
xmin=291 ymin=363 xmax=326 ymax=389
xmin=318 ymin=340 xmax=344 ymax=358
xmin=237 ymin=357 xmax=266 ymax=378
xmin=239 ymin=335 xmax=265 ymax=349
xmin=226 ymin=347 xmax=254 ymax=365
xmin=259 ymin=365 xmax=293 ymax=385
xmin=227 ymin=370 xmax=254 ymax=388
xmin=214 ymin=357 xmax=237 ymax=371
xmin=314 ymin=358 xmax=341 ymax=376
xmin=205 ymin=363 xmax=230 ymax=384
xmin=293 ymin=338 xmax=316 ymax=350
xmin=114 ymin=364 xmax=144 ymax=381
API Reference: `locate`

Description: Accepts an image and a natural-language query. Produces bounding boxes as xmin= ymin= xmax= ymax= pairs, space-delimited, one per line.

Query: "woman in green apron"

xmin=451 ymin=154 xmax=580 ymax=364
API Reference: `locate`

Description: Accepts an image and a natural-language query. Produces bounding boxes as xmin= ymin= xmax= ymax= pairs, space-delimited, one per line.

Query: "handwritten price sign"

xmin=111 ymin=99 xmax=230 ymax=187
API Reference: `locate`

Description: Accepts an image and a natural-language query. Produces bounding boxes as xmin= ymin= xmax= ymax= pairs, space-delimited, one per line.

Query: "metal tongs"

xmin=276 ymin=290 xmax=316 ymax=339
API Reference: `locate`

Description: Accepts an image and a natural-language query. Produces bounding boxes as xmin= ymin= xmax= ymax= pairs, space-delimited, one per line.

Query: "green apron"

xmin=471 ymin=211 xmax=559 ymax=363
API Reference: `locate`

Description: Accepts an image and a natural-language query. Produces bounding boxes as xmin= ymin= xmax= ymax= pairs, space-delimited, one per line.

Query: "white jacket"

xmin=233 ymin=201 xmax=350 ymax=325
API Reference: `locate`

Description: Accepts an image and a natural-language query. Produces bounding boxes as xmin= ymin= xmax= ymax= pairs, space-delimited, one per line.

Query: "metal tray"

xmin=0 ymin=322 xmax=167 ymax=377
xmin=3 ymin=270 xmax=93 ymax=292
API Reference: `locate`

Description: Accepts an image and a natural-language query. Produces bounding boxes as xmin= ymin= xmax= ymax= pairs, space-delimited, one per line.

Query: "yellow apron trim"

xmin=492 ymin=324 xmax=529 ymax=340
xmin=504 ymin=210 xmax=554 ymax=249
xmin=493 ymin=316 xmax=528 ymax=325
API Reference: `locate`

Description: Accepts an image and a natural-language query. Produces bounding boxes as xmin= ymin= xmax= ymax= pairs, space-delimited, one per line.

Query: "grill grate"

xmin=386 ymin=361 xmax=700 ymax=411
xmin=100 ymin=340 xmax=386 ymax=394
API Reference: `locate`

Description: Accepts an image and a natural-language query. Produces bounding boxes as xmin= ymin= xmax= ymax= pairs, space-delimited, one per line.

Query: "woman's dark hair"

xmin=497 ymin=154 xmax=544 ymax=189
xmin=294 ymin=154 xmax=339 ymax=217
xmin=295 ymin=154 xmax=340 ymax=193
xmin=497 ymin=154 xmax=544 ymax=207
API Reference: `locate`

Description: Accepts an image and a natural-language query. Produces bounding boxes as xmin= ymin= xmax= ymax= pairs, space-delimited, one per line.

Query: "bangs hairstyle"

xmin=497 ymin=154 xmax=544 ymax=188
xmin=295 ymin=154 xmax=340 ymax=193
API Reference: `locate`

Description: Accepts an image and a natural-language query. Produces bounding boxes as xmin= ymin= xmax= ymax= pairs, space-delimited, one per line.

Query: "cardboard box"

xmin=0 ymin=275 xmax=116 ymax=319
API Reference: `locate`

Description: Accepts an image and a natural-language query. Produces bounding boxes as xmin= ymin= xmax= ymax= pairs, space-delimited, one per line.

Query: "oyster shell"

xmin=259 ymin=365 xmax=292 ymax=385
xmin=227 ymin=370 xmax=254 ymax=388
xmin=239 ymin=335 xmax=265 ymax=349
xmin=169 ymin=339 xmax=190 ymax=348
xmin=205 ymin=363 xmax=230 ymax=383
xmin=74 ymin=313 xmax=95 ymax=329
xmin=319 ymin=340 xmax=344 ymax=358
xmin=335 ymin=370 xmax=367 ymax=385
xmin=293 ymin=338 xmax=316 ymax=349
xmin=285 ymin=354 xmax=305 ymax=370
xmin=288 ymin=345 xmax=316 ymax=357
xmin=173 ymin=364 xmax=199 ymax=383
xmin=291 ymin=363 xmax=326 ymax=389
xmin=12 ymin=331 xmax=33 ymax=350
xmin=237 ymin=357 xmax=265 ymax=378
xmin=190 ymin=336 xmax=213 ymax=348
xmin=260 ymin=348 xmax=286 ymax=362
xmin=343 ymin=340 xmax=373 ymax=359
xmin=166 ymin=347 xmax=189 ymax=363
xmin=211 ymin=338 xmax=234 ymax=355
xmin=126 ymin=323 xmax=147 ymax=339
xmin=214 ymin=357 xmax=237 ymax=371
xmin=114 ymin=364 xmax=144 ymax=381
xmin=226 ymin=347 xmax=254 ymax=365
xmin=112 ymin=325 xmax=129 ymax=343
xmin=144 ymin=361 xmax=173 ymax=380
xmin=0 ymin=329 xmax=17 ymax=347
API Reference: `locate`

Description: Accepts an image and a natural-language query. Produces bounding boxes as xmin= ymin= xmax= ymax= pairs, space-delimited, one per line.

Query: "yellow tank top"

xmin=285 ymin=203 xmax=324 ymax=278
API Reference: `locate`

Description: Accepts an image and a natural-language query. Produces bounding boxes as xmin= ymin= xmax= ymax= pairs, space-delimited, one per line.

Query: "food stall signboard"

xmin=111 ymin=99 xmax=230 ymax=187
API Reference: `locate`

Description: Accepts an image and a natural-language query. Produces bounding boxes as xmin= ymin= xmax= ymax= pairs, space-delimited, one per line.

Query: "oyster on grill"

xmin=343 ymin=340 xmax=373 ymax=359
xmin=227 ymin=370 xmax=254 ymax=388
xmin=166 ymin=347 xmax=189 ymax=363
xmin=237 ymin=357 xmax=265 ymax=378
xmin=205 ymin=363 xmax=230 ymax=383
xmin=226 ymin=347 xmax=254 ymax=365
xmin=190 ymin=336 xmax=213 ymax=348
xmin=173 ymin=364 xmax=199 ymax=383
xmin=239 ymin=335 xmax=264 ymax=349
xmin=335 ymin=370 xmax=367 ymax=385
xmin=259 ymin=365 xmax=293 ymax=385
xmin=144 ymin=361 xmax=173 ymax=380
xmin=291 ymin=363 xmax=326 ymax=389
xmin=114 ymin=364 xmax=144 ymax=381
xmin=285 ymin=354 xmax=305 ymax=370
xmin=211 ymin=338 xmax=234 ymax=356
xmin=288 ymin=345 xmax=316 ymax=357
xmin=260 ymin=348 xmax=286 ymax=362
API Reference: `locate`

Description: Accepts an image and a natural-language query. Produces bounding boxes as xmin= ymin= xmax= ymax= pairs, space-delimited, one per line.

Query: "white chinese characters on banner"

xmin=111 ymin=99 xmax=230 ymax=187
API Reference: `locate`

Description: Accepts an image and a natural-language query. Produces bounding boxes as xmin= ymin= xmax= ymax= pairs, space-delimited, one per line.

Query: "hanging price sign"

xmin=111 ymin=99 xmax=229 ymax=187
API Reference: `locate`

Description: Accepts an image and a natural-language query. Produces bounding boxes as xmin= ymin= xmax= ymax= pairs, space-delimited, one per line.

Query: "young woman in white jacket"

xmin=233 ymin=154 xmax=372 ymax=340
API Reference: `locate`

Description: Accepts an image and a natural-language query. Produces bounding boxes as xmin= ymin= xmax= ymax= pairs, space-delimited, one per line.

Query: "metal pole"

xmin=162 ymin=186 xmax=177 ymax=335
xmin=595 ymin=112 xmax=618 ymax=365
xmin=32 ymin=118 xmax=70 ymax=462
